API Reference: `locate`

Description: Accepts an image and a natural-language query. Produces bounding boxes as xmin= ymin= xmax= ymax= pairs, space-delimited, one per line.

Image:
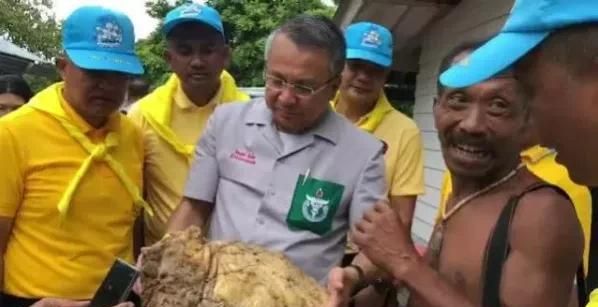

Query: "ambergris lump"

xmin=140 ymin=226 xmax=329 ymax=307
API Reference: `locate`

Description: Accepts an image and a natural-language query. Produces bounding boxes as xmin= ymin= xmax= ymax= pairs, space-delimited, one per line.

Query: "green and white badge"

xmin=286 ymin=174 xmax=345 ymax=235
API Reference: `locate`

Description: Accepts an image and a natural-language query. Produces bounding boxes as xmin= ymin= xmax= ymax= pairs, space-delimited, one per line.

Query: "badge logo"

xmin=455 ymin=54 xmax=471 ymax=67
xmin=96 ymin=21 xmax=123 ymax=48
xmin=361 ymin=30 xmax=382 ymax=48
xmin=180 ymin=4 xmax=202 ymax=17
xmin=302 ymin=188 xmax=330 ymax=223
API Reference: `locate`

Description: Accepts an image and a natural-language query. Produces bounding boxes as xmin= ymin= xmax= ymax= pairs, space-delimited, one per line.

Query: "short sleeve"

xmin=0 ymin=123 xmax=24 ymax=217
xmin=349 ymin=147 xmax=388 ymax=225
xmin=183 ymin=108 xmax=221 ymax=203
xmin=389 ymin=129 xmax=425 ymax=196
xmin=436 ymin=171 xmax=452 ymax=224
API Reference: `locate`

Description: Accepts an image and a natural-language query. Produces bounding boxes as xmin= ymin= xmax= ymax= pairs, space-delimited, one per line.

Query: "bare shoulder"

xmin=500 ymin=184 xmax=583 ymax=307
xmin=511 ymin=184 xmax=583 ymax=262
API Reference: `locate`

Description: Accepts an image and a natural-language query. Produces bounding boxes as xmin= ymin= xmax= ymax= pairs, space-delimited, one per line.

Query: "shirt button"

xmin=257 ymin=218 xmax=265 ymax=225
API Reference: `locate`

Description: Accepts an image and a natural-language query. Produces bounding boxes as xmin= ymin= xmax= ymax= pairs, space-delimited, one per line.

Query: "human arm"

xmin=166 ymin=198 xmax=214 ymax=234
xmin=353 ymin=188 xmax=583 ymax=307
xmin=388 ymin=129 xmax=424 ymax=232
xmin=128 ymin=103 xmax=147 ymax=255
xmin=133 ymin=214 xmax=144 ymax=258
xmin=328 ymin=147 xmax=387 ymax=307
xmin=166 ymin=108 xmax=221 ymax=235
xmin=0 ymin=124 xmax=23 ymax=290
xmin=0 ymin=217 xmax=13 ymax=290
xmin=391 ymin=196 xmax=417 ymax=234
xmin=327 ymin=252 xmax=389 ymax=307
xmin=29 ymin=299 xmax=134 ymax=307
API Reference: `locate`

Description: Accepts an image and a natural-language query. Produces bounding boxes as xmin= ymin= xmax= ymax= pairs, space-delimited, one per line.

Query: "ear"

xmin=55 ymin=56 xmax=68 ymax=81
xmin=222 ymin=45 xmax=232 ymax=68
xmin=164 ymin=48 xmax=172 ymax=66
xmin=329 ymin=75 xmax=342 ymax=93
xmin=432 ymin=96 xmax=440 ymax=114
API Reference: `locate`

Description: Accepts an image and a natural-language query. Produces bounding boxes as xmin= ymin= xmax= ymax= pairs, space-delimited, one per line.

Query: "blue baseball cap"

xmin=62 ymin=6 xmax=143 ymax=75
xmin=440 ymin=0 xmax=598 ymax=88
xmin=345 ymin=22 xmax=394 ymax=68
xmin=162 ymin=3 xmax=224 ymax=36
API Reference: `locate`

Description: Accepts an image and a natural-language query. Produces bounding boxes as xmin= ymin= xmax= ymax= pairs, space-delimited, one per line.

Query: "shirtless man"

xmin=328 ymin=42 xmax=584 ymax=307
xmin=437 ymin=1 xmax=598 ymax=305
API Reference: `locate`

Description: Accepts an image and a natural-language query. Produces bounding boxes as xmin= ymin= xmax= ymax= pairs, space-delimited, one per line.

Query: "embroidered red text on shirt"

xmin=230 ymin=148 xmax=256 ymax=165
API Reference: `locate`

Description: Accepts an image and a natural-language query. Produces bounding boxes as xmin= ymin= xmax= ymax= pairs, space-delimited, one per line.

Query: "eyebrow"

xmin=266 ymin=72 xmax=317 ymax=86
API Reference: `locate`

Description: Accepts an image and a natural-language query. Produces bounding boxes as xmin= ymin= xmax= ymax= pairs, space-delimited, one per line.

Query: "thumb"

xmin=326 ymin=267 xmax=349 ymax=307
xmin=132 ymin=276 xmax=142 ymax=296
xmin=57 ymin=300 xmax=90 ymax=307
xmin=328 ymin=267 xmax=345 ymax=292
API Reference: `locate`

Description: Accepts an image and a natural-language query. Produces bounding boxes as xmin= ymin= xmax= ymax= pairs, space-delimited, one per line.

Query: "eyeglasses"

xmin=263 ymin=73 xmax=336 ymax=98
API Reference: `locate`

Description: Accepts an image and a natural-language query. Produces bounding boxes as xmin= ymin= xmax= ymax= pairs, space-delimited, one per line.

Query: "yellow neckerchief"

xmin=27 ymin=82 xmax=153 ymax=218
xmin=331 ymin=91 xmax=394 ymax=133
xmin=137 ymin=71 xmax=250 ymax=163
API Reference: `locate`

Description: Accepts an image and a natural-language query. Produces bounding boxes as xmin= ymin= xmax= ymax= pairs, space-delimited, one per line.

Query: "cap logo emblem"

xmin=361 ymin=30 xmax=382 ymax=48
xmin=456 ymin=55 xmax=471 ymax=67
xmin=96 ymin=21 xmax=123 ymax=48
xmin=180 ymin=4 xmax=202 ymax=17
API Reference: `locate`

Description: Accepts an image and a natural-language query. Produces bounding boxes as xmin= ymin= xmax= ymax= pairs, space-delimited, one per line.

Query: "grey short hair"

xmin=264 ymin=15 xmax=346 ymax=76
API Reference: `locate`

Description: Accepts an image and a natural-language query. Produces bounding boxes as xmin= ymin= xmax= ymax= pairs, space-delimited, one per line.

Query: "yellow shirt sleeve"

xmin=389 ymin=128 xmax=425 ymax=196
xmin=436 ymin=171 xmax=452 ymax=224
xmin=0 ymin=123 xmax=24 ymax=217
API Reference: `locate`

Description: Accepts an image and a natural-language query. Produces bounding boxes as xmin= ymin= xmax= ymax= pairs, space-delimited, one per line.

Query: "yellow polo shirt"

xmin=0 ymin=83 xmax=143 ymax=299
xmin=128 ymin=72 xmax=249 ymax=245
xmin=437 ymin=146 xmax=592 ymax=273
xmin=332 ymin=92 xmax=425 ymax=197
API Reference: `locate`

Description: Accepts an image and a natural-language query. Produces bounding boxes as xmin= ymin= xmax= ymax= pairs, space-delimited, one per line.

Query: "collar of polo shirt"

xmin=245 ymin=99 xmax=341 ymax=144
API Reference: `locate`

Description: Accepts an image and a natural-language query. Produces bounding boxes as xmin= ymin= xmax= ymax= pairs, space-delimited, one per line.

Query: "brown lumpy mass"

xmin=140 ymin=227 xmax=329 ymax=307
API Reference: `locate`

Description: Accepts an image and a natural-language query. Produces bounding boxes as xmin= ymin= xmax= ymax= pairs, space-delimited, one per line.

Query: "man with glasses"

xmin=166 ymin=15 xmax=387 ymax=284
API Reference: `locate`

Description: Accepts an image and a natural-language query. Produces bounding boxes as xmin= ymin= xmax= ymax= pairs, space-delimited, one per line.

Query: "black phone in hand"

xmin=89 ymin=258 xmax=139 ymax=307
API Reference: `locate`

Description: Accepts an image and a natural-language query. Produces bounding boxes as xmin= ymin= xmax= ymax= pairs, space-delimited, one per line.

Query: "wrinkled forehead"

xmin=266 ymin=34 xmax=333 ymax=82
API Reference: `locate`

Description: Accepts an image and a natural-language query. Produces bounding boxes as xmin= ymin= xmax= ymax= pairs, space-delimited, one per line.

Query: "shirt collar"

xmin=174 ymin=82 xmax=223 ymax=111
xmin=331 ymin=90 xmax=393 ymax=127
xmin=521 ymin=145 xmax=556 ymax=164
xmin=356 ymin=92 xmax=393 ymax=124
xmin=245 ymin=98 xmax=340 ymax=144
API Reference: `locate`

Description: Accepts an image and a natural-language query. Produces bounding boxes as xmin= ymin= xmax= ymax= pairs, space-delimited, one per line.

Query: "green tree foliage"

xmin=140 ymin=0 xmax=335 ymax=87
xmin=0 ymin=0 xmax=60 ymax=59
